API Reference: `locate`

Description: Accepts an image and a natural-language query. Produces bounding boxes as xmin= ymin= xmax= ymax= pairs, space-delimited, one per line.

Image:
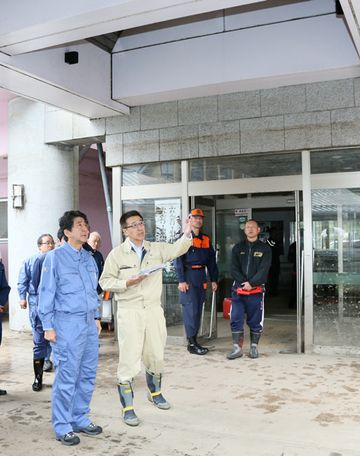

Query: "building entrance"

xmin=194 ymin=192 xmax=302 ymax=354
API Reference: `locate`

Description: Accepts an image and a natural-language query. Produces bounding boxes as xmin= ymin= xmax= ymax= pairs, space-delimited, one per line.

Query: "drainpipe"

xmin=97 ymin=143 xmax=113 ymax=240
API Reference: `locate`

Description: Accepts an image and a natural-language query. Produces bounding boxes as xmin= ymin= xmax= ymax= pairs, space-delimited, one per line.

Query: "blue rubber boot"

xmin=226 ymin=332 xmax=244 ymax=360
xmin=249 ymin=331 xmax=261 ymax=359
xmin=146 ymin=370 xmax=171 ymax=410
xmin=117 ymin=382 xmax=140 ymax=426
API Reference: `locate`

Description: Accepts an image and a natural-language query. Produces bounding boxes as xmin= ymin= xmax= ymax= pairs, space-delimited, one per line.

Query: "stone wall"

xmin=105 ymin=78 xmax=360 ymax=167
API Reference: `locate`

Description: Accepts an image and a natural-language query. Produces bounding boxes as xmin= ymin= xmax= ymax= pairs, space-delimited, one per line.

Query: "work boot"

xmin=43 ymin=359 xmax=53 ymax=372
xmin=56 ymin=432 xmax=80 ymax=446
xmin=249 ymin=331 xmax=261 ymax=359
xmin=146 ymin=370 xmax=171 ymax=410
xmin=226 ymin=331 xmax=244 ymax=360
xmin=187 ymin=336 xmax=208 ymax=355
xmin=117 ymin=382 xmax=140 ymax=426
xmin=193 ymin=336 xmax=209 ymax=354
xmin=32 ymin=358 xmax=44 ymax=392
xmin=73 ymin=422 xmax=103 ymax=436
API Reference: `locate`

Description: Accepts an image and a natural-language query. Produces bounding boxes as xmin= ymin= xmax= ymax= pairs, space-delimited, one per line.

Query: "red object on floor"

xmin=223 ymin=298 xmax=232 ymax=320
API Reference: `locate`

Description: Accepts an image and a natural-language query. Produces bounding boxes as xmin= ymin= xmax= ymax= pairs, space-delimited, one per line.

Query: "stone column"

xmin=7 ymin=98 xmax=79 ymax=331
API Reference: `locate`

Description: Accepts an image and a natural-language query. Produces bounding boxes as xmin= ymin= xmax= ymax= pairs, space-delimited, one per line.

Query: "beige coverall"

xmin=99 ymin=236 xmax=191 ymax=382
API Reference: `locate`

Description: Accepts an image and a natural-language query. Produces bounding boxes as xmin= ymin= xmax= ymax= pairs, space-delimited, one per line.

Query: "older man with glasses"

xmin=100 ymin=210 xmax=192 ymax=427
xmin=18 ymin=233 xmax=55 ymax=391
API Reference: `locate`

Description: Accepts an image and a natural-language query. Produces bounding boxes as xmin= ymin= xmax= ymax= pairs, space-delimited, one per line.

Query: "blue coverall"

xmin=174 ymin=232 xmax=218 ymax=338
xmin=38 ymin=241 xmax=100 ymax=438
xmin=17 ymin=253 xmax=51 ymax=360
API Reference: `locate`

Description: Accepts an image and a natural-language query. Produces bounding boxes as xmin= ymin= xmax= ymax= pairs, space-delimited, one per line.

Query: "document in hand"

xmin=138 ymin=263 xmax=167 ymax=277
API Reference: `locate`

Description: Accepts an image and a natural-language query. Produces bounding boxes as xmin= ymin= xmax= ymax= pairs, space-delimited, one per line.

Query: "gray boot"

xmin=146 ymin=370 xmax=171 ymax=410
xmin=226 ymin=332 xmax=244 ymax=360
xmin=249 ymin=331 xmax=261 ymax=359
xmin=117 ymin=382 xmax=140 ymax=426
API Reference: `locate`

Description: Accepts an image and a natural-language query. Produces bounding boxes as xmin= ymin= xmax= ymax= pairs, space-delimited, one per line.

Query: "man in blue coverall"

xmin=38 ymin=210 xmax=102 ymax=446
xmin=174 ymin=208 xmax=218 ymax=355
xmin=18 ymin=234 xmax=55 ymax=391
xmin=0 ymin=255 xmax=10 ymax=395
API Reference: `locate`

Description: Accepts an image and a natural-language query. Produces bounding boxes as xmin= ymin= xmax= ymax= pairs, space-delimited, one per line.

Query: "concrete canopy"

xmin=0 ymin=0 xmax=359 ymax=117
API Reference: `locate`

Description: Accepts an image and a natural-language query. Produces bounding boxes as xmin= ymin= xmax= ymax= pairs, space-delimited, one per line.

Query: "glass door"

xmin=294 ymin=190 xmax=304 ymax=353
xmin=214 ymin=192 xmax=299 ymax=352
xmin=312 ymin=188 xmax=360 ymax=348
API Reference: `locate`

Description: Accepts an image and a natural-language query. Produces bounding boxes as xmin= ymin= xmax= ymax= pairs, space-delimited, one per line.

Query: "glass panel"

xmin=122 ymin=161 xmax=181 ymax=186
xmin=311 ymin=148 xmax=360 ymax=174
xmin=312 ymin=188 xmax=360 ymax=347
xmin=189 ymin=152 xmax=301 ymax=181
xmin=0 ymin=200 xmax=8 ymax=239
xmin=122 ymin=198 xmax=182 ymax=326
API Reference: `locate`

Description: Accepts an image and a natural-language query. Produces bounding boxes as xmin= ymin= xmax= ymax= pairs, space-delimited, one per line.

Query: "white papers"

xmin=138 ymin=263 xmax=167 ymax=277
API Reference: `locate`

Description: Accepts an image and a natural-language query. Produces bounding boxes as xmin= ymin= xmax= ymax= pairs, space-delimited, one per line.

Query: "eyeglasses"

xmin=41 ymin=241 xmax=55 ymax=245
xmin=125 ymin=221 xmax=145 ymax=229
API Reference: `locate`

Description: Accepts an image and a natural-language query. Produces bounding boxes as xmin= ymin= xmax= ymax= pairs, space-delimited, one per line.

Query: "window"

xmin=122 ymin=162 xmax=181 ymax=186
xmin=0 ymin=200 xmax=7 ymax=240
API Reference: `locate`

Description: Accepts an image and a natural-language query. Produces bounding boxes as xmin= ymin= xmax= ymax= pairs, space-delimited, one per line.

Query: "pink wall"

xmin=0 ymin=100 xmax=8 ymax=197
xmin=0 ymin=99 xmax=9 ymax=273
xmin=79 ymin=147 xmax=113 ymax=257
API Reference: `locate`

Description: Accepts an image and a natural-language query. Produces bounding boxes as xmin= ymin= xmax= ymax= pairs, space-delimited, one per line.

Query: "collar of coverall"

xmin=63 ymin=240 xmax=86 ymax=260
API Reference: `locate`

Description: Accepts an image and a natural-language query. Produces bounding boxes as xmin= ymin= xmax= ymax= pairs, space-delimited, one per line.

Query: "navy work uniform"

xmin=18 ymin=254 xmax=51 ymax=359
xmin=18 ymin=253 xmax=52 ymax=390
xmin=38 ymin=241 xmax=100 ymax=439
xmin=174 ymin=231 xmax=218 ymax=353
xmin=0 ymin=260 xmax=10 ymax=395
xmin=0 ymin=261 xmax=10 ymax=344
xmin=229 ymin=239 xmax=271 ymax=359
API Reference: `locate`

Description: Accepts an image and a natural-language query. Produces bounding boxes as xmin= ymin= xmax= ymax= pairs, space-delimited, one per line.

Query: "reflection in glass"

xmin=312 ymin=188 xmax=360 ymax=347
xmin=122 ymin=161 xmax=181 ymax=186
xmin=122 ymin=198 xmax=183 ymax=326
xmin=189 ymin=152 xmax=301 ymax=181
xmin=311 ymin=148 xmax=360 ymax=174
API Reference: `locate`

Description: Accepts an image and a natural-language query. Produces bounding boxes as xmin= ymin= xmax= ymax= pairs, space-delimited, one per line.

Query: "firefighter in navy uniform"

xmin=227 ymin=219 xmax=271 ymax=360
xmin=174 ymin=208 xmax=219 ymax=355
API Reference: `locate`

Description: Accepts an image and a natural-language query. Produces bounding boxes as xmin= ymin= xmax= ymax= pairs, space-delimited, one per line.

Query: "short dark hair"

xmin=37 ymin=233 xmax=54 ymax=247
xmin=57 ymin=228 xmax=64 ymax=242
xmin=59 ymin=210 xmax=89 ymax=241
xmin=120 ymin=210 xmax=143 ymax=229
xmin=245 ymin=219 xmax=260 ymax=227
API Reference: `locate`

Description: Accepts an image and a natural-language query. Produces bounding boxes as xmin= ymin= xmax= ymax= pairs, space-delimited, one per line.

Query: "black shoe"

xmin=43 ymin=360 xmax=53 ymax=372
xmin=0 ymin=389 xmax=7 ymax=395
xmin=32 ymin=379 xmax=42 ymax=392
xmin=194 ymin=340 xmax=209 ymax=354
xmin=187 ymin=343 xmax=208 ymax=355
xmin=56 ymin=432 xmax=80 ymax=446
xmin=73 ymin=422 xmax=102 ymax=436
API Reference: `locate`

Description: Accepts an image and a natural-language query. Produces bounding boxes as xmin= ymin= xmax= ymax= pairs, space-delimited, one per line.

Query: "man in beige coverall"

xmin=99 ymin=210 xmax=192 ymax=426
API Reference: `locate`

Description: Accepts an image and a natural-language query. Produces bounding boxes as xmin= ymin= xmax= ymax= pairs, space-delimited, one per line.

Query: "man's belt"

xmin=236 ymin=286 xmax=264 ymax=296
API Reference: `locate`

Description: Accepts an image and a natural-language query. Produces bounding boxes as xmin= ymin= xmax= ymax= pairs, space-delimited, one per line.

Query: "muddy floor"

xmin=1 ymin=321 xmax=360 ymax=456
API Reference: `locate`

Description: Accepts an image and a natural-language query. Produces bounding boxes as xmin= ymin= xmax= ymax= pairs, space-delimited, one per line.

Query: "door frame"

xmin=114 ymin=151 xmax=360 ymax=353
